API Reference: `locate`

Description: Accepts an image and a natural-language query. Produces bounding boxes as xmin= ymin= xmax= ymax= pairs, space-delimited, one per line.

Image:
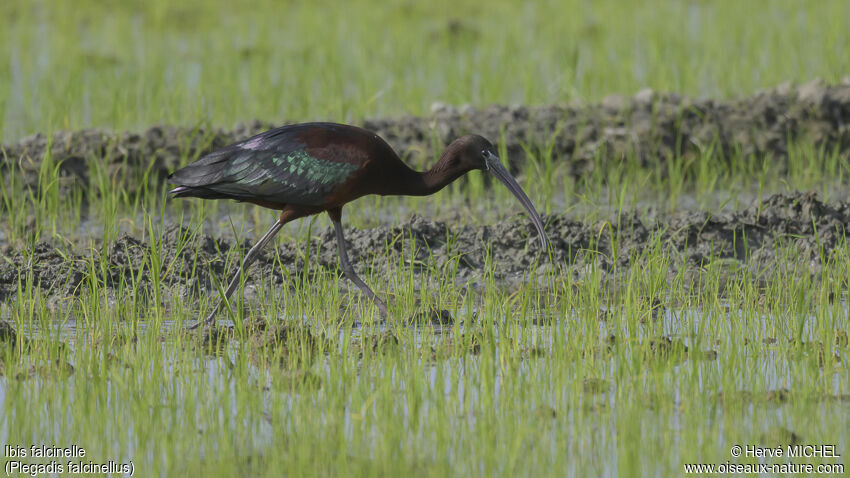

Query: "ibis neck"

xmin=424 ymin=167 xmax=467 ymax=193
xmin=376 ymin=151 xmax=468 ymax=197
xmin=394 ymin=162 xmax=465 ymax=196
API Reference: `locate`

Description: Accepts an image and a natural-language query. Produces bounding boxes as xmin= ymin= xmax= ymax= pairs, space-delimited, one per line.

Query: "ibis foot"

xmin=186 ymin=219 xmax=286 ymax=331
xmin=330 ymin=208 xmax=390 ymax=322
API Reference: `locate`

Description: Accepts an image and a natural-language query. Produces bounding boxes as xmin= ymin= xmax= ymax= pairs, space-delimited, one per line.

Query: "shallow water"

xmin=3 ymin=302 xmax=847 ymax=470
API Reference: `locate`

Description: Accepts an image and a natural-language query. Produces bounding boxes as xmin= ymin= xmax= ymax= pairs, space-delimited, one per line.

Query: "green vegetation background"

xmin=2 ymin=0 xmax=848 ymax=140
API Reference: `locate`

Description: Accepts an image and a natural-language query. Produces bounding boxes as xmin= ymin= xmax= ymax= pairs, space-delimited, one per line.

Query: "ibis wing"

xmin=169 ymin=124 xmax=365 ymax=206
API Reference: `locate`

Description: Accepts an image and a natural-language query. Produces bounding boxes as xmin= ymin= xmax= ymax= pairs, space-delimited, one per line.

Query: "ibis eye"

xmin=481 ymin=150 xmax=489 ymax=158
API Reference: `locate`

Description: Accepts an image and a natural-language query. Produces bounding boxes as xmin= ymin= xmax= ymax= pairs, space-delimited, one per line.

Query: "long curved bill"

xmin=487 ymin=155 xmax=550 ymax=250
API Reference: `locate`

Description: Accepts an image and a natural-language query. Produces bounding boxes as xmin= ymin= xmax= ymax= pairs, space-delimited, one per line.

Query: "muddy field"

xmin=2 ymin=81 xmax=850 ymax=309
xmin=1 ymin=192 xmax=846 ymax=308
xmin=2 ymin=79 xmax=850 ymax=201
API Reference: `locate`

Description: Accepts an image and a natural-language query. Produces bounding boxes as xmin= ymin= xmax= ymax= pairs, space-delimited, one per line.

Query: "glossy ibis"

xmin=169 ymin=122 xmax=548 ymax=329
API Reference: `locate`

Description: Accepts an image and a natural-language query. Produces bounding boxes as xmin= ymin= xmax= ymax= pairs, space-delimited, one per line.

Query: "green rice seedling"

xmin=87 ymin=153 xmax=123 ymax=244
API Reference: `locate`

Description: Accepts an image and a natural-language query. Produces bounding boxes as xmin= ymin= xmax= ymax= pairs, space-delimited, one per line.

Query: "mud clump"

xmin=694 ymin=350 xmax=719 ymax=362
xmin=405 ymin=308 xmax=454 ymax=326
xmin=265 ymin=369 xmax=322 ymax=392
xmin=642 ymin=337 xmax=689 ymax=362
xmin=583 ymin=378 xmax=611 ymax=394
xmin=716 ymin=388 xmax=850 ymax=405
xmin=193 ymin=324 xmax=235 ymax=356
xmin=243 ymin=318 xmax=329 ymax=368
xmin=714 ymin=389 xmax=791 ymax=404
xmin=0 ymin=242 xmax=86 ymax=305
xmin=760 ymin=427 xmax=803 ymax=446
xmin=836 ymin=330 xmax=849 ymax=348
xmin=14 ymin=359 xmax=75 ymax=381
xmin=0 ymin=320 xmax=18 ymax=346
xmin=640 ymin=337 xmax=718 ymax=363
xmin=4 ymin=80 xmax=850 ymax=202
xmin=425 ymin=330 xmax=484 ymax=361
xmin=360 ymin=332 xmax=400 ymax=355
xmin=0 ymin=192 xmax=849 ymax=308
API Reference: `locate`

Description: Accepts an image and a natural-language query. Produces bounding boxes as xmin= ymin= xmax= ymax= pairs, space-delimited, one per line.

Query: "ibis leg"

xmin=188 ymin=218 xmax=285 ymax=330
xmin=330 ymin=214 xmax=388 ymax=319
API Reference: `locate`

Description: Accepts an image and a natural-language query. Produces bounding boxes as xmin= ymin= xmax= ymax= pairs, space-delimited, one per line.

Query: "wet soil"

xmin=2 ymin=79 xmax=849 ymax=201
xmin=358 ymin=332 xmax=400 ymax=356
xmin=583 ymin=378 xmax=611 ymax=394
xmin=0 ymin=320 xmax=17 ymax=345
xmin=241 ymin=317 xmax=329 ymax=368
xmin=713 ymin=389 xmax=850 ymax=406
xmin=0 ymin=192 xmax=848 ymax=307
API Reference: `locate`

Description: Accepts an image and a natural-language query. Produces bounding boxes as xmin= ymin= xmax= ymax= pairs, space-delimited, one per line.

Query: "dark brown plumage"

xmin=170 ymin=122 xmax=548 ymax=328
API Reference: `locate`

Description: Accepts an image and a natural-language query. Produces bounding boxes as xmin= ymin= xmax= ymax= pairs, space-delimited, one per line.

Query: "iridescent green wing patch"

xmin=210 ymin=148 xmax=361 ymax=206
xmin=271 ymin=150 xmax=359 ymax=186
